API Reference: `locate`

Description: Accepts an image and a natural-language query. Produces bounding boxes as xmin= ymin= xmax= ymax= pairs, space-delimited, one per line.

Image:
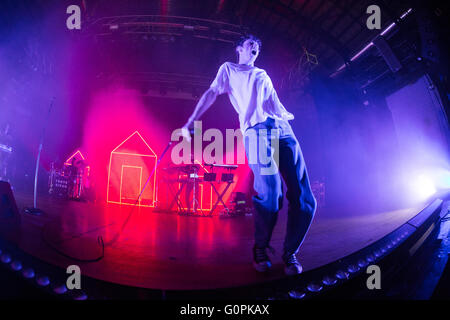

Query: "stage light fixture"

xmin=53 ymin=285 xmax=68 ymax=294
xmin=322 ymin=276 xmax=337 ymax=286
xmin=73 ymin=292 xmax=88 ymax=300
xmin=335 ymin=270 xmax=350 ymax=280
xmin=10 ymin=260 xmax=22 ymax=271
xmin=22 ymin=268 xmax=35 ymax=279
xmin=307 ymin=282 xmax=323 ymax=293
xmin=347 ymin=265 xmax=360 ymax=274
xmin=357 ymin=259 xmax=369 ymax=268
xmin=411 ymin=174 xmax=436 ymax=200
xmin=333 ymin=8 xmax=413 ymax=75
xmin=36 ymin=276 xmax=50 ymax=287
xmin=1 ymin=253 xmax=11 ymax=263
xmin=288 ymin=290 xmax=306 ymax=299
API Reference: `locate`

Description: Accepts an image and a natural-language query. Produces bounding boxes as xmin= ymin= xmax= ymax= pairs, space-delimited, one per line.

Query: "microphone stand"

xmin=188 ymin=128 xmax=199 ymax=214
xmin=24 ymin=97 xmax=55 ymax=216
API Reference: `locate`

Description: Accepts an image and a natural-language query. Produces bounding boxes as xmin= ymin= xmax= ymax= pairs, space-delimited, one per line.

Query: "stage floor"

xmin=10 ymin=192 xmax=425 ymax=290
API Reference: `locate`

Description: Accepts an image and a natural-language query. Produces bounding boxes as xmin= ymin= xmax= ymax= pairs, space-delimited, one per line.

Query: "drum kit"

xmin=48 ymin=159 xmax=89 ymax=200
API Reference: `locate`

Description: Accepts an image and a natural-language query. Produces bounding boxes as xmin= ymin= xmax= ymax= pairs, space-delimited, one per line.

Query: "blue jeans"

xmin=244 ymin=117 xmax=317 ymax=257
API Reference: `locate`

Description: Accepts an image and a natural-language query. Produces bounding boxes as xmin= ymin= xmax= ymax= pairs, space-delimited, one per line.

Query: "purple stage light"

xmin=307 ymin=282 xmax=323 ymax=292
xmin=36 ymin=276 xmax=50 ymax=287
xmin=10 ymin=260 xmax=22 ymax=271
xmin=322 ymin=276 xmax=338 ymax=286
xmin=22 ymin=268 xmax=35 ymax=279
xmin=53 ymin=285 xmax=68 ymax=294
xmin=1 ymin=253 xmax=12 ymax=264
xmin=288 ymin=290 xmax=306 ymax=299
xmin=410 ymin=174 xmax=436 ymax=201
xmin=347 ymin=265 xmax=360 ymax=273
xmin=358 ymin=259 xmax=369 ymax=268
xmin=335 ymin=270 xmax=350 ymax=280
xmin=73 ymin=292 xmax=88 ymax=300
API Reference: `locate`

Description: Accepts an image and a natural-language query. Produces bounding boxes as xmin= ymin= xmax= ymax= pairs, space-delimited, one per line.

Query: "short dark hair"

xmin=235 ymin=34 xmax=262 ymax=62
xmin=235 ymin=34 xmax=262 ymax=50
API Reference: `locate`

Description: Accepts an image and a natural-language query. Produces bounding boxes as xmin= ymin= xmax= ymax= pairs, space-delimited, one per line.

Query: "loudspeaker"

xmin=0 ymin=181 xmax=21 ymax=242
xmin=372 ymin=35 xmax=402 ymax=73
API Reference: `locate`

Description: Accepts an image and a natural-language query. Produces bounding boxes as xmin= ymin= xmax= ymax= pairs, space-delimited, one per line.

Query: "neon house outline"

xmin=107 ymin=131 xmax=157 ymax=207
xmin=64 ymin=149 xmax=91 ymax=176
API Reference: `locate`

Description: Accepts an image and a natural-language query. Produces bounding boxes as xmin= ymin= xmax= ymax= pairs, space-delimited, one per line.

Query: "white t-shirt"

xmin=209 ymin=62 xmax=294 ymax=132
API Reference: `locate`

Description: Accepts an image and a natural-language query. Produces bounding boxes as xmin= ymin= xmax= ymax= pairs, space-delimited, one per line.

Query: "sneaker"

xmin=253 ymin=245 xmax=273 ymax=272
xmin=283 ymin=253 xmax=303 ymax=276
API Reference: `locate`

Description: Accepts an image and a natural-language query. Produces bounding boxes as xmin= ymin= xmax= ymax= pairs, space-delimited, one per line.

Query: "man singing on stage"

xmin=181 ymin=34 xmax=317 ymax=275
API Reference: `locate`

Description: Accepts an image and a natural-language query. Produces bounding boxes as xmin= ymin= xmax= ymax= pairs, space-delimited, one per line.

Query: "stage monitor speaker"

xmin=372 ymin=35 xmax=402 ymax=73
xmin=203 ymin=172 xmax=216 ymax=182
xmin=0 ymin=181 xmax=21 ymax=243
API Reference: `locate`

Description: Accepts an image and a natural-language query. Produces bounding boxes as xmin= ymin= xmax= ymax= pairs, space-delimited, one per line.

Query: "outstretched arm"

xmin=181 ymin=87 xmax=219 ymax=141
xmin=181 ymin=62 xmax=228 ymax=141
xmin=184 ymin=87 xmax=219 ymax=128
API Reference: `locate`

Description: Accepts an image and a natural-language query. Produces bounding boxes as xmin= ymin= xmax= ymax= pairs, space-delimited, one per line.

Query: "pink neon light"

xmin=119 ymin=165 xmax=143 ymax=205
xmin=64 ymin=150 xmax=86 ymax=166
xmin=107 ymin=131 xmax=158 ymax=207
xmin=111 ymin=152 xmax=156 ymax=158
xmin=111 ymin=130 xmax=157 ymax=155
